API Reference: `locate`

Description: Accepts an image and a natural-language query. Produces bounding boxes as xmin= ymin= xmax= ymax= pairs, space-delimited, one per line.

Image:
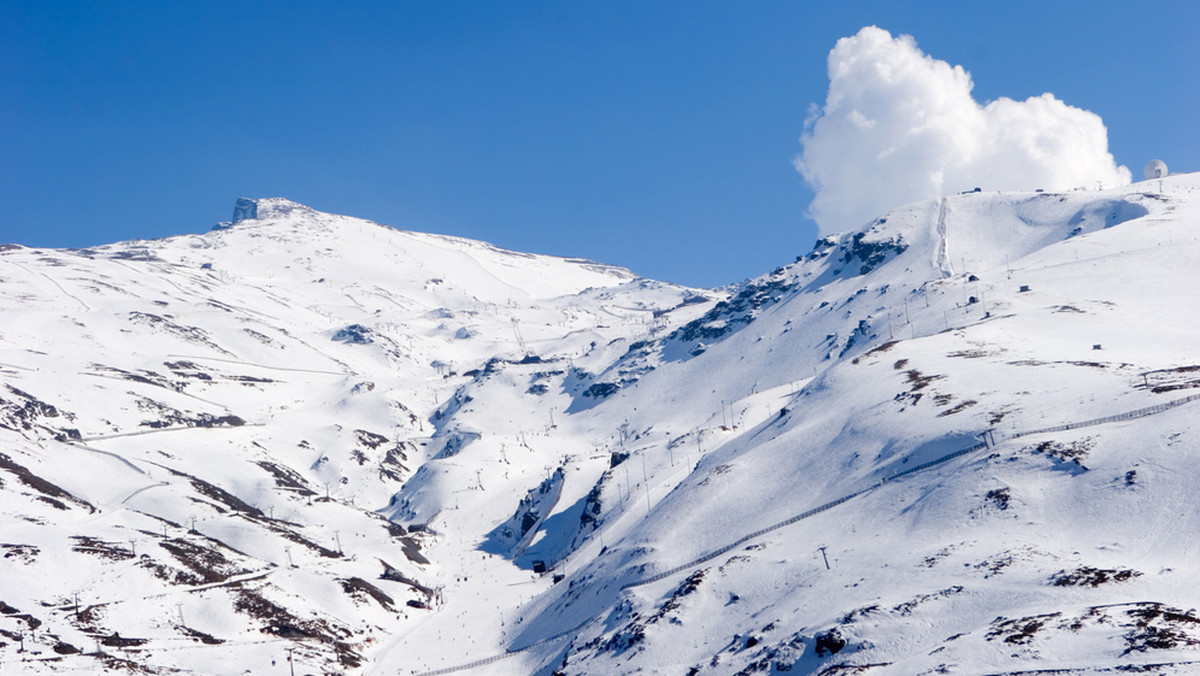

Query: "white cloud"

xmin=796 ymin=26 xmax=1131 ymax=235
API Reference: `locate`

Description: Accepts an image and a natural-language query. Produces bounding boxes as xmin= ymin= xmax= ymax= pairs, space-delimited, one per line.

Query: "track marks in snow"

xmin=77 ymin=421 xmax=263 ymax=443
xmin=67 ymin=440 xmax=148 ymax=475
xmin=165 ymin=354 xmax=347 ymax=376
xmin=5 ymin=259 xmax=91 ymax=310
xmin=120 ymin=481 xmax=170 ymax=504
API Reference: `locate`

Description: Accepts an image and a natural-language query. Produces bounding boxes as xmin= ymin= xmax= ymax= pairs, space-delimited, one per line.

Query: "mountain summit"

xmin=2 ymin=175 xmax=1199 ymax=674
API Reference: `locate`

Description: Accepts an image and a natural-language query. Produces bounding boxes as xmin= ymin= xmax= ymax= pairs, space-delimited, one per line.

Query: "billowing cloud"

xmin=796 ymin=26 xmax=1131 ymax=235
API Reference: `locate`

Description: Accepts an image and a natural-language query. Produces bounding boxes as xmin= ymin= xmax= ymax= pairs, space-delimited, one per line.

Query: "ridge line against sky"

xmin=3 ymin=1 xmax=1197 ymax=288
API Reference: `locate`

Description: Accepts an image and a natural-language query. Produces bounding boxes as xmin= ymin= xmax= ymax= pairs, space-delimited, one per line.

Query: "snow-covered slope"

xmin=2 ymin=177 xmax=1199 ymax=675
xmin=0 ymin=199 xmax=715 ymax=673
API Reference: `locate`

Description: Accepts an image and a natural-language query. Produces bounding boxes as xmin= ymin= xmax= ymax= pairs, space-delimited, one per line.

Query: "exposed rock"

xmin=232 ymin=197 xmax=258 ymax=224
xmin=814 ymin=628 xmax=847 ymax=657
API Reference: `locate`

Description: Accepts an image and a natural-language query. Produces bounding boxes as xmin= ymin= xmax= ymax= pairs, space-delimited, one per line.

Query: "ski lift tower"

xmin=1144 ymin=160 xmax=1168 ymax=193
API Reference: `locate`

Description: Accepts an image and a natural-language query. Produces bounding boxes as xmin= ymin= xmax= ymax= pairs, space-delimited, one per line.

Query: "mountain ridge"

xmin=1 ymin=175 xmax=1199 ymax=674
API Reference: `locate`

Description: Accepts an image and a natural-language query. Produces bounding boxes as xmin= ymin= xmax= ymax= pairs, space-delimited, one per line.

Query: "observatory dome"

xmin=1144 ymin=159 xmax=1168 ymax=180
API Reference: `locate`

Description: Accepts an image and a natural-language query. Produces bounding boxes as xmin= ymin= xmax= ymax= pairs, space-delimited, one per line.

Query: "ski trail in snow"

xmin=41 ymin=273 xmax=90 ymax=310
xmin=7 ymin=259 xmax=90 ymax=310
xmin=165 ymin=353 xmax=346 ymax=376
xmin=78 ymin=370 xmax=234 ymax=411
xmin=367 ymin=285 xmax=411 ymax=310
xmin=107 ymin=258 xmax=195 ymax=301
xmin=67 ymin=441 xmax=147 ymax=475
xmin=935 ymin=197 xmax=954 ymax=277
xmin=121 ymin=481 xmax=170 ymax=504
xmin=60 ymin=567 xmax=276 ymax=610
xmin=78 ymin=422 xmax=263 ymax=443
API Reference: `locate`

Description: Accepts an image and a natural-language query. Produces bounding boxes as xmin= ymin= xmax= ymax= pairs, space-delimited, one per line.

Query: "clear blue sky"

xmin=3 ymin=1 xmax=1197 ymax=288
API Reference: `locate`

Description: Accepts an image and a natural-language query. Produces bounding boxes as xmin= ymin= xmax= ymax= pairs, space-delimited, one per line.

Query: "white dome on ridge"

xmin=1144 ymin=159 xmax=1168 ymax=180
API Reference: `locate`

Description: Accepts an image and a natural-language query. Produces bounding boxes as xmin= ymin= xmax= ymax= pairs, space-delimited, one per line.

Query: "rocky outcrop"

xmin=232 ymin=197 xmax=258 ymax=224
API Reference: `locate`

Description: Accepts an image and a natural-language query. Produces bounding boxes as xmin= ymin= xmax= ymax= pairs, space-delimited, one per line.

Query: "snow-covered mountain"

xmin=2 ymin=176 xmax=1199 ymax=675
